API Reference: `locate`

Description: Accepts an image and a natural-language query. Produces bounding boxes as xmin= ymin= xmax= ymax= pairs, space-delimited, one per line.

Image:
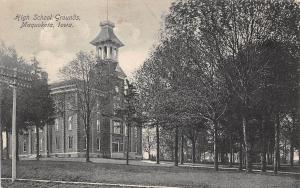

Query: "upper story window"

xmin=97 ymin=120 xmax=100 ymax=132
xmin=113 ymin=121 xmax=121 ymax=134
xmin=115 ymin=86 xmax=119 ymax=93
xmin=68 ymin=116 xmax=73 ymax=130
xmin=55 ymin=119 xmax=59 ymax=131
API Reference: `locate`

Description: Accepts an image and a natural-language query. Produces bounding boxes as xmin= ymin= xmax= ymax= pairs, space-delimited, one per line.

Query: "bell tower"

xmin=90 ymin=20 xmax=124 ymax=62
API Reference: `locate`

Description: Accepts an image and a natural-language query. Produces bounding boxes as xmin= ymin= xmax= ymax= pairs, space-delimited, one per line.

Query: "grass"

xmin=1 ymin=160 xmax=300 ymax=188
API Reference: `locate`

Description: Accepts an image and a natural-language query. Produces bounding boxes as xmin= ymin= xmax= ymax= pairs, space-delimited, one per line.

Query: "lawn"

xmin=1 ymin=160 xmax=300 ymax=188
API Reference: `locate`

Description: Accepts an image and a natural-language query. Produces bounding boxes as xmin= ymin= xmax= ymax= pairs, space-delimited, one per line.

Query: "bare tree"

xmin=60 ymin=51 xmax=105 ymax=162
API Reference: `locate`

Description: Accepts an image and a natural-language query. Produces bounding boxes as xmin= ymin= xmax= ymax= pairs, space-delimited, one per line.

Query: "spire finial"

xmin=106 ymin=0 xmax=108 ymax=21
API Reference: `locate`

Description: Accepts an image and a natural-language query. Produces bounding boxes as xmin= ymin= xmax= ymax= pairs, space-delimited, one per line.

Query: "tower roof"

xmin=90 ymin=20 xmax=124 ymax=47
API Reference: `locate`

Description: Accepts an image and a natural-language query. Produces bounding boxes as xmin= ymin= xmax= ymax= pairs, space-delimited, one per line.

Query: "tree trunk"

xmin=36 ymin=125 xmax=40 ymax=160
xmin=180 ymin=132 xmax=184 ymax=164
xmin=147 ymin=134 xmax=150 ymax=160
xmin=214 ymin=121 xmax=218 ymax=171
xmin=6 ymin=130 xmax=9 ymax=159
xmin=239 ymin=137 xmax=243 ymax=171
xmin=156 ymin=124 xmax=160 ymax=164
xmin=229 ymin=134 xmax=233 ymax=167
xmin=242 ymin=115 xmax=252 ymax=172
xmin=273 ymin=114 xmax=280 ymax=174
xmin=283 ymin=139 xmax=287 ymax=164
xmin=267 ymin=138 xmax=270 ymax=165
xmin=174 ymin=126 xmax=179 ymax=166
xmin=126 ymin=124 xmax=130 ymax=165
xmin=85 ymin=119 xmax=90 ymax=162
xmin=290 ymin=143 xmax=294 ymax=166
xmin=46 ymin=124 xmax=49 ymax=157
xmin=192 ymin=139 xmax=196 ymax=164
xmin=261 ymin=117 xmax=267 ymax=172
xmin=63 ymin=112 xmax=66 ymax=154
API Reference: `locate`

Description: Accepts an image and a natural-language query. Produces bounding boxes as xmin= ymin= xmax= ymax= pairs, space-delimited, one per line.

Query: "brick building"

xmin=13 ymin=19 xmax=143 ymax=159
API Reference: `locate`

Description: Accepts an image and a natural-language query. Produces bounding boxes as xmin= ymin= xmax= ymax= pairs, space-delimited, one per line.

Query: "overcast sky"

xmin=0 ymin=0 xmax=173 ymax=83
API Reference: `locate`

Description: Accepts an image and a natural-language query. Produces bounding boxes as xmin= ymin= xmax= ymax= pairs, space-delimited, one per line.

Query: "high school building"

xmin=13 ymin=19 xmax=143 ymax=159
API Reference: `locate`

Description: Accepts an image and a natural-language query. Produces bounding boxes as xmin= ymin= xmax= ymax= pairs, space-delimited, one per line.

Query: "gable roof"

xmin=115 ymin=63 xmax=126 ymax=79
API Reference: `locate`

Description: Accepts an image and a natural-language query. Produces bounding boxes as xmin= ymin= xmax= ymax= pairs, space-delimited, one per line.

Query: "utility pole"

xmin=0 ymin=84 xmax=3 ymax=188
xmin=11 ymin=68 xmax=17 ymax=182
xmin=0 ymin=66 xmax=33 ymax=183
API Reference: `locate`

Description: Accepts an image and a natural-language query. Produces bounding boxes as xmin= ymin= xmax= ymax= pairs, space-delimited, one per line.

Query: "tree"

xmin=23 ymin=59 xmax=54 ymax=160
xmin=60 ymin=51 xmax=107 ymax=162
xmin=0 ymin=42 xmax=52 ymax=160
xmin=116 ymin=79 xmax=140 ymax=165
xmin=135 ymin=0 xmax=299 ymax=173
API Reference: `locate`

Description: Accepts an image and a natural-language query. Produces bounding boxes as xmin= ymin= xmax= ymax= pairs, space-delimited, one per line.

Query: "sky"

xmin=0 ymin=0 xmax=173 ymax=83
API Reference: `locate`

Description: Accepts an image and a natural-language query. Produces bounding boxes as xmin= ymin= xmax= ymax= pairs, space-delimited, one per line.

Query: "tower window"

xmin=98 ymin=47 xmax=102 ymax=58
xmin=104 ymin=46 xmax=107 ymax=59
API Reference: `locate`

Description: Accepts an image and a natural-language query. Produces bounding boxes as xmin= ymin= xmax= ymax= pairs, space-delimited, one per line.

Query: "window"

xmin=104 ymin=46 xmax=107 ymax=58
xmin=55 ymin=119 xmax=59 ymax=131
xmin=97 ymin=120 xmax=100 ymax=132
xmin=68 ymin=116 xmax=72 ymax=130
xmin=55 ymin=136 xmax=60 ymax=150
xmin=112 ymin=142 xmax=119 ymax=152
xmin=124 ymin=124 xmax=127 ymax=136
xmin=83 ymin=137 xmax=87 ymax=150
xmin=23 ymin=141 xmax=27 ymax=152
xmin=96 ymin=100 xmax=99 ymax=108
xmin=115 ymin=86 xmax=119 ymax=93
xmin=97 ymin=138 xmax=100 ymax=151
xmin=39 ymin=138 xmax=43 ymax=151
xmin=68 ymin=136 xmax=73 ymax=149
xmin=113 ymin=121 xmax=121 ymax=134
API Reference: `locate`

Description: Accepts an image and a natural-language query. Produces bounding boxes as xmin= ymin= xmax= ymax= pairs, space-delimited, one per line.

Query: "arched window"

xmin=104 ymin=46 xmax=107 ymax=59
